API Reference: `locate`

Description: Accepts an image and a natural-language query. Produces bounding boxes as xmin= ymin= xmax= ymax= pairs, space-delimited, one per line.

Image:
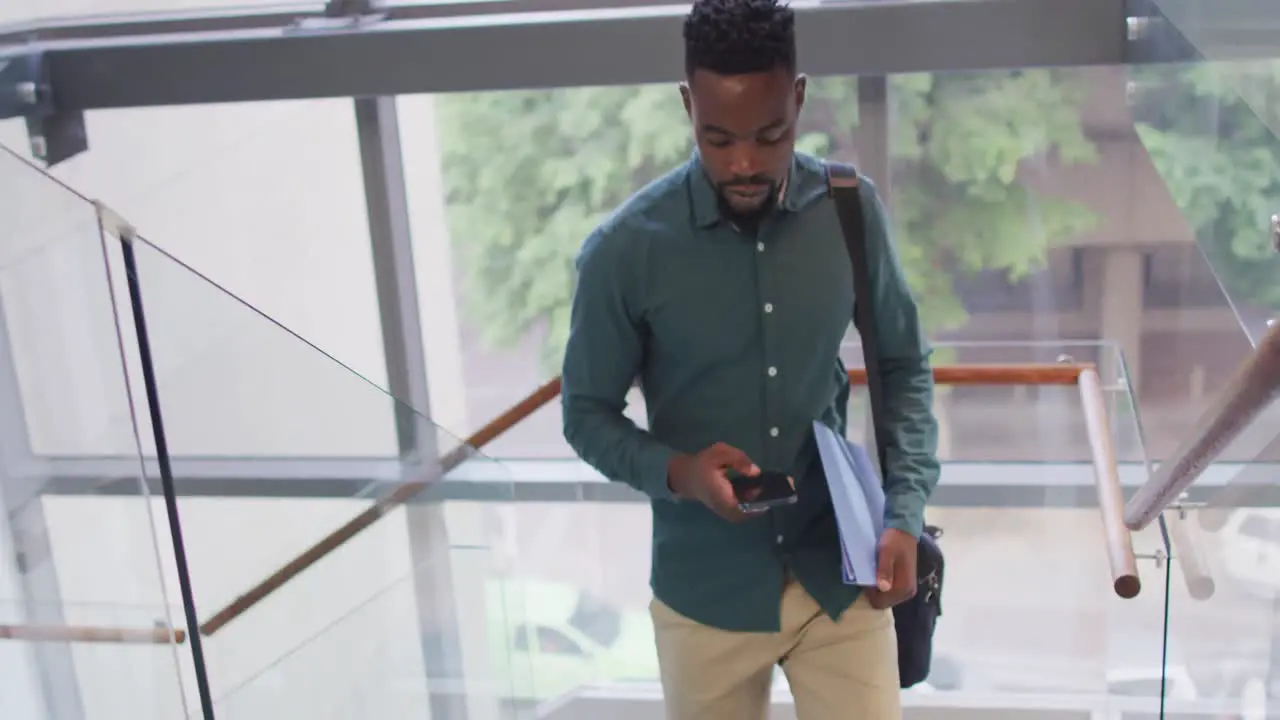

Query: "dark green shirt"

xmin=561 ymin=151 xmax=940 ymax=632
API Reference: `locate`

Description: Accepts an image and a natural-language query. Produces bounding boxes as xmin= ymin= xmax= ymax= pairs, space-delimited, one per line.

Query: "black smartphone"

xmin=732 ymin=471 xmax=797 ymax=513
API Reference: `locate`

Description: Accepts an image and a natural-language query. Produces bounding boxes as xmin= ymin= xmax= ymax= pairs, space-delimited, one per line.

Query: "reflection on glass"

xmin=1131 ymin=58 xmax=1280 ymax=347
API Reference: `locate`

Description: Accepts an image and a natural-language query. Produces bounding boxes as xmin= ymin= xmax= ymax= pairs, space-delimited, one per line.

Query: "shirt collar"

xmin=688 ymin=151 xmax=817 ymax=228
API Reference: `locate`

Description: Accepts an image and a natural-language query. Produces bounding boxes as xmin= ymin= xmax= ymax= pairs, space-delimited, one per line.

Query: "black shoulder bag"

xmin=826 ymin=161 xmax=945 ymax=690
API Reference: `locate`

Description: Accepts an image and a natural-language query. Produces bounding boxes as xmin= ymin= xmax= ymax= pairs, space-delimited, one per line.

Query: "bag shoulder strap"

xmin=824 ymin=161 xmax=887 ymax=480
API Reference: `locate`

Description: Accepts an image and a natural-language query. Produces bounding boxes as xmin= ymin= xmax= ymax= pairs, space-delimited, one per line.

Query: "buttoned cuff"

xmin=639 ymin=443 xmax=680 ymax=502
xmin=885 ymin=511 xmax=925 ymax=539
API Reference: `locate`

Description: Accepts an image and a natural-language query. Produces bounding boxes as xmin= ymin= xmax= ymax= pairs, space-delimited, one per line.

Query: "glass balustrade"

xmin=1129 ymin=0 xmax=1280 ymax=347
xmin=1127 ymin=3 xmax=1280 ymax=717
xmin=0 ymin=145 xmax=187 ymax=719
xmin=111 ymin=233 xmax=531 ymax=715
xmin=441 ymin=340 xmax=1173 ymax=719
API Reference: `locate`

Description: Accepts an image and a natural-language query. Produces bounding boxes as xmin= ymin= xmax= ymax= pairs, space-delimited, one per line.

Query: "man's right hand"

xmin=667 ymin=442 xmax=761 ymax=522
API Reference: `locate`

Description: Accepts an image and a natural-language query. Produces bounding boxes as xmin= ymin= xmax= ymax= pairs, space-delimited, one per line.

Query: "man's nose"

xmin=727 ymin=148 xmax=763 ymax=179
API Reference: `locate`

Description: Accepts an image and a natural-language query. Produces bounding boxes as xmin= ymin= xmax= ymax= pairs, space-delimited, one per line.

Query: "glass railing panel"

xmin=1144 ymin=383 xmax=1280 ymax=719
xmin=1105 ymin=343 xmax=1180 ymax=720
xmin=1147 ymin=431 xmax=1280 ymax=720
xmin=1128 ymin=16 xmax=1280 ymax=716
xmin=1129 ymin=4 xmax=1280 ymax=347
xmin=99 ymin=232 xmax=528 ymax=713
xmin=447 ymin=341 xmax=1169 ymax=718
xmin=0 ymin=146 xmax=188 ymax=717
xmin=1141 ymin=0 xmax=1280 ymax=140
xmin=213 ymin=543 xmax=527 ymax=720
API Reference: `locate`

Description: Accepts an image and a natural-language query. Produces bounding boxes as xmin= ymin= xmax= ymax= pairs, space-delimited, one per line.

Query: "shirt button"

xmin=770 ymin=427 xmax=780 ymax=438
xmin=768 ymin=366 xmax=778 ymax=377
xmin=764 ymin=303 xmax=774 ymax=313
xmin=776 ymin=535 xmax=784 ymax=545
xmin=757 ymin=241 xmax=765 ymax=252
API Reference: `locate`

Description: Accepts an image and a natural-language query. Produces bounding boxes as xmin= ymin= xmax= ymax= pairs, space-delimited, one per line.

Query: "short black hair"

xmin=683 ymin=0 xmax=797 ymax=77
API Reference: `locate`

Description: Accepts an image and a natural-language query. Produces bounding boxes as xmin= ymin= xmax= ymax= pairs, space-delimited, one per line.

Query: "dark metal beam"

xmin=0 ymin=3 xmax=323 ymax=44
xmin=27 ymin=0 xmax=1134 ymax=110
xmin=0 ymin=0 xmax=673 ymax=44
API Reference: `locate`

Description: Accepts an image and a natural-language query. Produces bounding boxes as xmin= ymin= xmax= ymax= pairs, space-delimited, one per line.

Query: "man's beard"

xmin=716 ymin=178 xmax=779 ymax=233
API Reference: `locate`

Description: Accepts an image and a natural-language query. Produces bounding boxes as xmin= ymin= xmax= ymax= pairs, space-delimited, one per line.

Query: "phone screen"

xmin=732 ymin=471 xmax=797 ymax=512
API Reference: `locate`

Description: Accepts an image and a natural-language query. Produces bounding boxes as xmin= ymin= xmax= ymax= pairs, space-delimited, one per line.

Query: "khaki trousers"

xmin=650 ymin=580 xmax=901 ymax=720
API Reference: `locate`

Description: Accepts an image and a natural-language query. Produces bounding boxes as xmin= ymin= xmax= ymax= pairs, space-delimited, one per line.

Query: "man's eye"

xmin=705 ymin=137 xmax=733 ymax=148
xmin=758 ymin=134 xmax=785 ymax=146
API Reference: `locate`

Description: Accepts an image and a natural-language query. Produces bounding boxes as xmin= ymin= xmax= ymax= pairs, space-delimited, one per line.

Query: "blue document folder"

xmin=813 ymin=421 xmax=886 ymax=587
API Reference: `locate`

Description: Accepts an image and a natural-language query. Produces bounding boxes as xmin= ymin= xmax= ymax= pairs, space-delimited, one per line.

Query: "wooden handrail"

xmin=1076 ymin=368 xmax=1141 ymax=599
xmin=200 ymin=361 xmax=1131 ymax=634
xmin=1124 ymin=323 xmax=1280 ymax=531
xmin=0 ymin=623 xmax=185 ymax=644
xmin=197 ymin=377 xmax=563 ymax=636
xmin=849 ymin=363 xmax=1084 ymax=386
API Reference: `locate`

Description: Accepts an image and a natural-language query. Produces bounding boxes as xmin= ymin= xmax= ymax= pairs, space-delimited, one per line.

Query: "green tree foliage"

xmin=437 ymin=70 xmax=1098 ymax=369
xmin=1131 ymin=61 xmax=1280 ymax=313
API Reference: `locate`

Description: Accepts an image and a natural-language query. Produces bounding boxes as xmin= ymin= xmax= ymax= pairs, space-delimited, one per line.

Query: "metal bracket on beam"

xmin=286 ymin=0 xmax=386 ymax=32
xmin=1122 ymin=0 xmax=1199 ymax=66
xmin=0 ymin=49 xmax=87 ymax=166
xmin=324 ymin=0 xmax=384 ymax=16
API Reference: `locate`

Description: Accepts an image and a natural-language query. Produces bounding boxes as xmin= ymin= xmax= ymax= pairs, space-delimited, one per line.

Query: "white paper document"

xmin=813 ymin=421 xmax=886 ymax=587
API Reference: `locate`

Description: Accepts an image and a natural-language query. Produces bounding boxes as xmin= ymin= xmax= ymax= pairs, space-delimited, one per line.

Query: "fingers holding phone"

xmin=668 ymin=442 xmax=771 ymax=522
xmin=732 ymin=471 xmax=797 ymax=513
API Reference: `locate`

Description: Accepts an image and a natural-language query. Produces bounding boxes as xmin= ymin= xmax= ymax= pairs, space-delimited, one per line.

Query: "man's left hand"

xmin=865 ymin=528 xmax=917 ymax=610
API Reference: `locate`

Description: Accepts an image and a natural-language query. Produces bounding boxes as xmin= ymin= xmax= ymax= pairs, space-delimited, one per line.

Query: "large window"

xmin=5 ymin=0 xmax=1280 ymax=710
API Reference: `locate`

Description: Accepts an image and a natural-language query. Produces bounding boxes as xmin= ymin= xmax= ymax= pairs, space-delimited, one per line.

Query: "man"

xmin=560 ymin=0 xmax=940 ymax=717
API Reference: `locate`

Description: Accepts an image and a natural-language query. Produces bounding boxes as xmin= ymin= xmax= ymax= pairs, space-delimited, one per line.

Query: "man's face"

xmin=682 ymin=68 xmax=805 ymax=218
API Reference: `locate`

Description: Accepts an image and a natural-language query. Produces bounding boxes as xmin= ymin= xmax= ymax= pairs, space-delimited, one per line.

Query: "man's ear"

xmin=794 ymin=74 xmax=807 ymax=112
xmin=679 ymin=82 xmax=693 ymax=120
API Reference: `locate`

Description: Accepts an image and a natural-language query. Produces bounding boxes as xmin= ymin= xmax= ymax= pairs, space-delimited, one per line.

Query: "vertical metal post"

xmin=0 ymin=296 xmax=85 ymax=720
xmin=855 ymin=74 xmax=894 ymax=464
xmin=114 ymin=232 xmax=217 ymax=720
xmin=354 ymin=95 xmax=477 ymax=719
xmin=855 ymin=75 xmax=892 ymax=210
xmin=355 ymin=95 xmax=437 ymax=462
